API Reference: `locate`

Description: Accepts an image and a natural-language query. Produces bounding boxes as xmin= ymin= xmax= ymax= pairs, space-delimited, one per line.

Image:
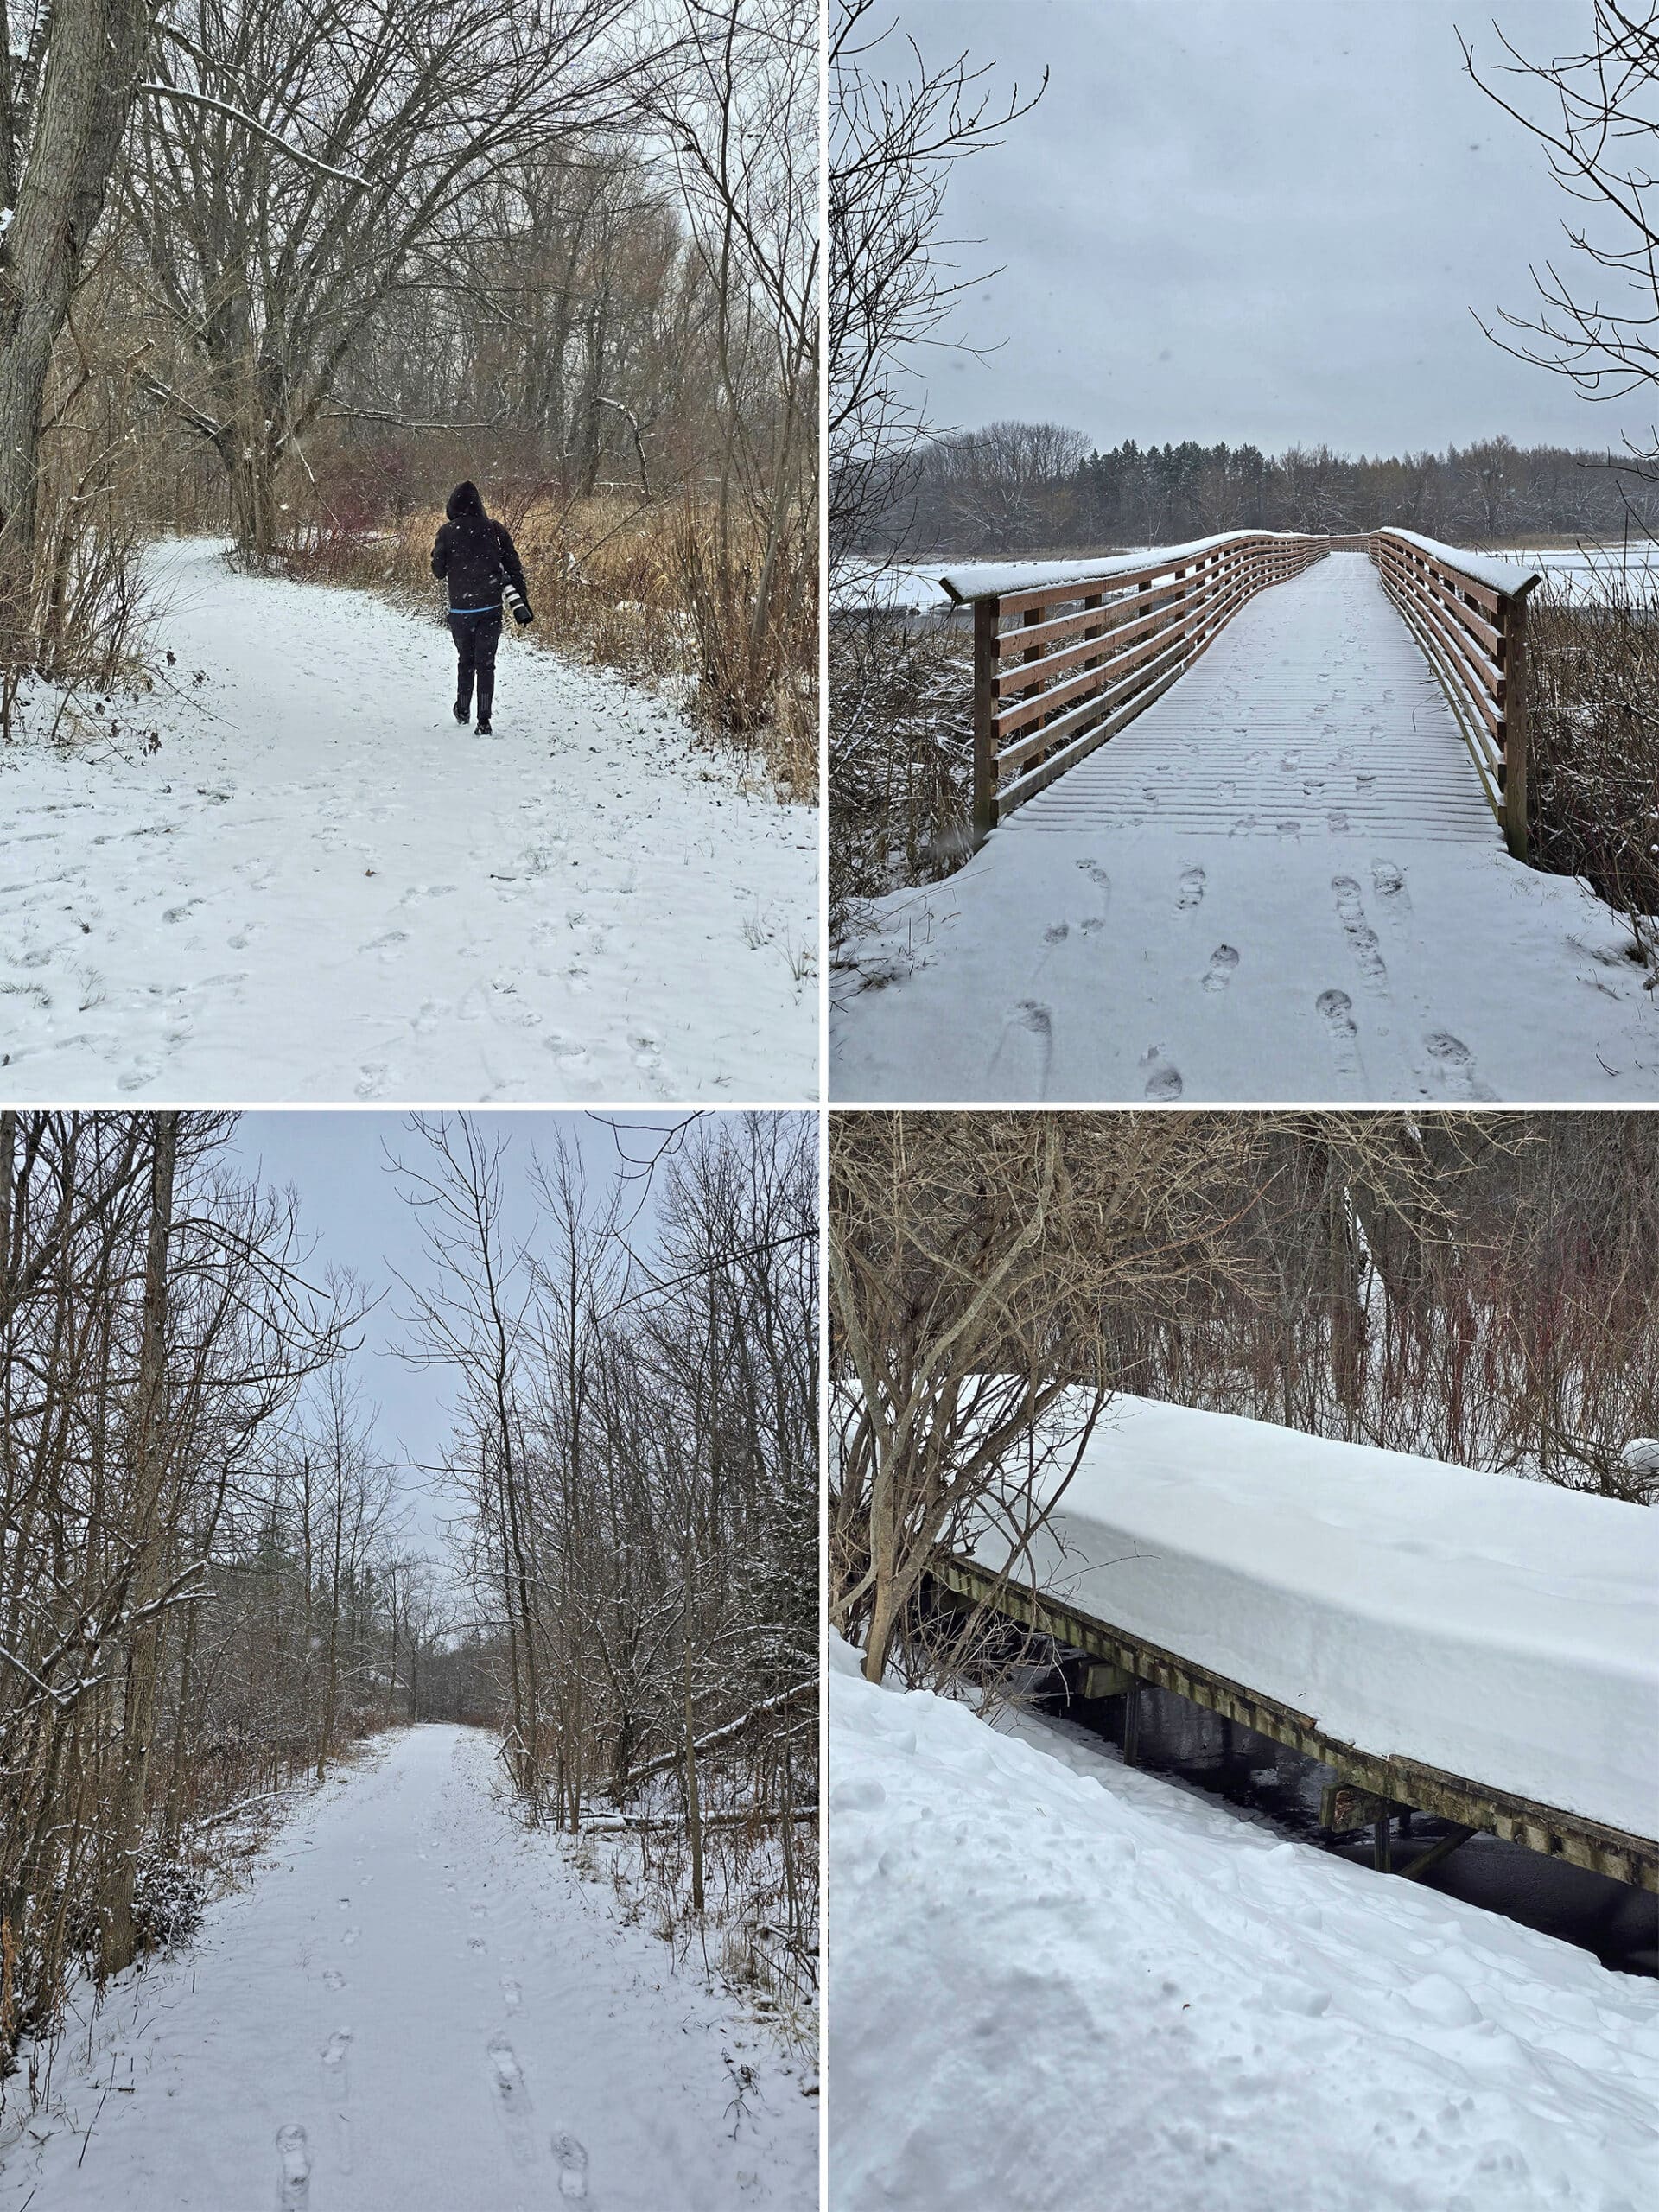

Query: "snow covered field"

xmin=966 ymin=1396 xmax=1659 ymax=1837
xmin=0 ymin=1726 xmax=816 ymax=2212
xmin=828 ymin=1636 xmax=1659 ymax=2212
xmin=833 ymin=553 xmax=1658 ymax=1102
xmin=0 ymin=542 xmax=817 ymax=1102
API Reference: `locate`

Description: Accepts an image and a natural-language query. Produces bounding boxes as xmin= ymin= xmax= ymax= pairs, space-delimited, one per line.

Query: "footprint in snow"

xmin=1042 ymin=921 xmax=1069 ymax=944
xmin=487 ymin=2035 xmax=534 ymax=2165
xmin=1201 ymin=944 xmax=1239 ymax=993
xmin=321 ymin=2029 xmax=352 ymax=2099
xmin=1143 ymin=1055 xmax=1184 ymax=1102
xmin=1177 ymin=867 xmax=1205 ymax=911
xmin=554 ymin=2133 xmax=591 ymax=2201
xmin=500 ymin=1976 xmax=522 ymax=2013
xmin=276 ymin=2124 xmax=311 ymax=2209
xmin=321 ymin=1967 xmax=346 ymax=1992
xmin=1370 ymin=860 xmax=1411 ymax=912
xmin=341 ymin=1926 xmax=360 ymax=1948
xmin=1423 ymin=1030 xmax=1489 ymax=1099
xmin=1008 ymin=1001 xmax=1053 ymax=1098
xmin=1317 ymin=988 xmax=1362 ymax=1082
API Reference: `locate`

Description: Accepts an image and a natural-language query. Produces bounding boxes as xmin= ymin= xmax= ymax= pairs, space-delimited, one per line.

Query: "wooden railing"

xmin=944 ymin=531 xmax=1328 ymax=839
xmin=1368 ymin=531 xmax=1541 ymax=861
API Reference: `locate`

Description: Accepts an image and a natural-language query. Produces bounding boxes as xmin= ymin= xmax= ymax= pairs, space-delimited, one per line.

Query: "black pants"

xmin=449 ymin=609 xmax=502 ymax=721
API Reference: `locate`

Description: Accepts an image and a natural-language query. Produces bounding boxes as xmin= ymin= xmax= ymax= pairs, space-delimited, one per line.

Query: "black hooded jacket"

xmin=431 ymin=482 xmax=528 ymax=613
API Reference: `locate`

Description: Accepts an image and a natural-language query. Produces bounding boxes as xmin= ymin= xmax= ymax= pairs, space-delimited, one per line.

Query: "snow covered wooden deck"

xmin=1007 ymin=554 xmax=1495 ymax=845
xmin=945 ymin=1398 xmax=1659 ymax=1888
xmin=832 ymin=543 xmax=1659 ymax=1103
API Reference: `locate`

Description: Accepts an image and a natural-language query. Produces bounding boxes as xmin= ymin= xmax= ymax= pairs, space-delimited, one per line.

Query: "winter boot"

xmin=453 ymin=701 xmax=469 ymax=724
xmin=475 ymin=716 xmax=493 ymax=736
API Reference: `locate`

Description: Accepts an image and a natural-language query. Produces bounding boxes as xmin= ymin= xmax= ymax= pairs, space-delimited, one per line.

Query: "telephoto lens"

xmin=505 ymin=582 xmax=534 ymax=626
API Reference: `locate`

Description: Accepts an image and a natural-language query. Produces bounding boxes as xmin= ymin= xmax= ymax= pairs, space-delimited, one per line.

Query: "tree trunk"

xmin=0 ymin=0 xmax=155 ymax=647
xmin=683 ymin=1667 xmax=704 ymax=1917
xmin=99 ymin=1110 xmax=178 ymax=1979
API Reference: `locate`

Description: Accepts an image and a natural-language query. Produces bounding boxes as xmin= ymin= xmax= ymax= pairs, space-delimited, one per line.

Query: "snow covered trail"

xmin=1 ymin=1726 xmax=816 ymax=2212
xmin=0 ymin=542 xmax=817 ymax=1102
xmin=833 ymin=554 xmax=1658 ymax=1103
xmin=828 ymin=1637 xmax=1659 ymax=2212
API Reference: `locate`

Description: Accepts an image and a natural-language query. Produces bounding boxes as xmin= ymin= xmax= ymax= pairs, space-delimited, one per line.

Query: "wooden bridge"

xmin=927 ymin=1549 xmax=1659 ymax=1894
xmin=943 ymin=530 xmax=1542 ymax=861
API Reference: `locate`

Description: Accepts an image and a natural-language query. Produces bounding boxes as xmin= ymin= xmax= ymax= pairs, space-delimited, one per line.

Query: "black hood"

xmin=447 ymin=480 xmax=486 ymax=521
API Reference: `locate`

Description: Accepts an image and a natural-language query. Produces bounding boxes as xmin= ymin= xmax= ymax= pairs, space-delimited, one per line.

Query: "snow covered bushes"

xmin=1527 ymin=567 xmax=1659 ymax=970
xmin=829 ymin=611 xmax=973 ymax=925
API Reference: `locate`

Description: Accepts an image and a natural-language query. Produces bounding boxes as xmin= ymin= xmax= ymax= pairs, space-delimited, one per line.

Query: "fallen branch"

xmin=621 ymin=1680 xmax=816 ymax=1791
xmin=580 ymin=1806 xmax=817 ymax=1834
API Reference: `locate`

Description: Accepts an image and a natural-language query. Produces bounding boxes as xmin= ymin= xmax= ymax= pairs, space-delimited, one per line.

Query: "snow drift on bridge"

xmin=828 ymin=1633 xmax=1659 ymax=2212
xmin=968 ymin=1395 xmax=1659 ymax=1840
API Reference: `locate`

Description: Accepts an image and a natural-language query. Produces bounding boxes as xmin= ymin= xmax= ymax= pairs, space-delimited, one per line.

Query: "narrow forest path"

xmin=0 ymin=1727 xmax=816 ymax=2212
xmin=0 ymin=541 xmax=818 ymax=1102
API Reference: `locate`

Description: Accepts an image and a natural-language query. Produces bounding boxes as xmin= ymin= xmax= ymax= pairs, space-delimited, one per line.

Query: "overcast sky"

xmin=891 ymin=0 xmax=1650 ymax=456
xmin=224 ymin=1110 xmax=697 ymax=1562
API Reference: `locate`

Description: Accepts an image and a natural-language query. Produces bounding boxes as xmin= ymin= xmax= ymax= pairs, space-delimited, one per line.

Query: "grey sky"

xmin=223 ymin=1110 xmax=698 ymax=1562
xmin=894 ymin=0 xmax=1650 ymax=456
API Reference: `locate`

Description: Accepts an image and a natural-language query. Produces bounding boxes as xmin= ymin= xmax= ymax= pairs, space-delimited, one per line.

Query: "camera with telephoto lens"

xmin=504 ymin=581 xmax=534 ymax=626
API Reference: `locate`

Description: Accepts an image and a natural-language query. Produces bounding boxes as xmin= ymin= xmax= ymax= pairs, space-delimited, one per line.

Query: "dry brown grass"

xmin=282 ymin=494 xmax=817 ymax=801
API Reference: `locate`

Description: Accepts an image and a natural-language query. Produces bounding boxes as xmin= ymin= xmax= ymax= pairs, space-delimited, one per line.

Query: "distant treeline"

xmin=852 ymin=422 xmax=1659 ymax=554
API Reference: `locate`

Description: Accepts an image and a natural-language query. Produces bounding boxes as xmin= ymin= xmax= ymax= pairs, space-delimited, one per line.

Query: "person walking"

xmin=430 ymin=481 xmax=533 ymax=734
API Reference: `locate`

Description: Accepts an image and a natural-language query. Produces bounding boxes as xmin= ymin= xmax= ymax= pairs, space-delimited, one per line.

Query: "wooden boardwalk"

xmin=1007 ymin=553 xmax=1495 ymax=846
xmin=929 ymin=1551 xmax=1659 ymax=1893
xmin=833 ymin=530 xmax=1659 ymax=1104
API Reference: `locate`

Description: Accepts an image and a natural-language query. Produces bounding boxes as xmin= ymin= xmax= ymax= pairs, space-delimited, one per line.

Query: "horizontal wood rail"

xmin=929 ymin=1551 xmax=1658 ymax=1892
xmin=1368 ymin=530 xmax=1541 ymax=861
xmin=954 ymin=532 xmax=1328 ymax=839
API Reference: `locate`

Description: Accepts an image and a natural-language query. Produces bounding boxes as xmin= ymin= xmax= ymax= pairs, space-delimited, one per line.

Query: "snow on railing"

xmin=946 ymin=531 xmax=1327 ymax=837
xmin=1369 ymin=531 xmax=1541 ymax=861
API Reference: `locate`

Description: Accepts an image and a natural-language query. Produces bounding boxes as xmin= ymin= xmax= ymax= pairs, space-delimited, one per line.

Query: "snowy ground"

xmin=833 ymin=553 xmax=1658 ymax=1102
xmin=828 ymin=1636 xmax=1659 ymax=2212
xmin=0 ymin=541 xmax=817 ymax=1102
xmin=0 ymin=1726 xmax=817 ymax=2212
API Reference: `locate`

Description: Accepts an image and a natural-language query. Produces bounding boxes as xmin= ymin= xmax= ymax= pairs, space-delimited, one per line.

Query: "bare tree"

xmin=830 ymin=1112 xmax=1269 ymax=1683
xmin=829 ymin=0 xmax=1042 ymax=565
xmin=124 ymin=0 xmax=644 ymax=554
xmin=0 ymin=0 xmax=158 ymax=646
xmin=1462 ymin=4 xmax=1659 ymax=480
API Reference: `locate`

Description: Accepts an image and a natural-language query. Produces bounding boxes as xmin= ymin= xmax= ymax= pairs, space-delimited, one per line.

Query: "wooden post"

xmin=1501 ymin=588 xmax=1531 ymax=864
xmin=1122 ymin=1675 xmax=1141 ymax=1766
xmin=971 ymin=594 xmax=998 ymax=845
xmin=1372 ymin=1815 xmax=1393 ymax=1873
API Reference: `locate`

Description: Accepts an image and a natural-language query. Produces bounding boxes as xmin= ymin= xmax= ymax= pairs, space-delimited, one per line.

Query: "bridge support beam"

xmin=1398 ymin=1823 xmax=1480 ymax=1884
xmin=1122 ymin=1675 xmax=1141 ymax=1767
